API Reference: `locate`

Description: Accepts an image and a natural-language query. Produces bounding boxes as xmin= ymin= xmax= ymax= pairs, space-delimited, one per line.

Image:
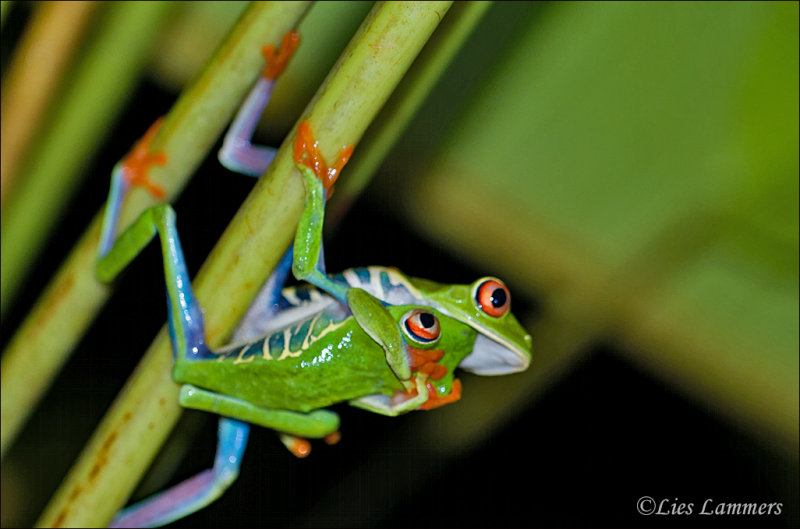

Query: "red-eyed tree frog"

xmin=96 ymin=31 xmax=532 ymax=528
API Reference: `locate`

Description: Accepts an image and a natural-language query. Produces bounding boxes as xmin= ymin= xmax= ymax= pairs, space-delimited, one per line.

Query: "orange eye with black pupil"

xmin=403 ymin=309 xmax=440 ymax=343
xmin=475 ymin=279 xmax=510 ymax=317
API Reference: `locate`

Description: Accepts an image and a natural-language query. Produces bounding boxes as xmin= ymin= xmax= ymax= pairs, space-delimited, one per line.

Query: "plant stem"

xmin=0 ymin=1 xmax=311 ymax=459
xmin=327 ymin=1 xmax=491 ymax=228
xmin=0 ymin=1 xmax=175 ymax=311
xmin=36 ymin=2 xmax=451 ymax=527
xmin=0 ymin=1 xmax=100 ymax=211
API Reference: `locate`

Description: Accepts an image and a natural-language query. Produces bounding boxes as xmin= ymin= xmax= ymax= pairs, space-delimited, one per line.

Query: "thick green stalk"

xmin=328 ymin=1 xmax=491 ymax=226
xmin=0 ymin=1 xmax=175 ymax=310
xmin=0 ymin=1 xmax=312 ymax=458
xmin=36 ymin=2 xmax=451 ymax=527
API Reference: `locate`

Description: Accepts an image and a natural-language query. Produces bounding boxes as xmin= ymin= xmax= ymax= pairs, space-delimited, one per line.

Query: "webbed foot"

xmin=262 ymin=30 xmax=301 ymax=80
xmin=293 ymin=120 xmax=353 ymax=194
xmin=120 ymin=117 xmax=167 ymax=199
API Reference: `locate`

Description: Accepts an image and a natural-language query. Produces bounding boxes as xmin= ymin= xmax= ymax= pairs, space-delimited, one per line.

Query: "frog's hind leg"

xmin=97 ymin=204 xmax=212 ymax=363
xmin=108 ymin=418 xmax=249 ymax=528
xmin=179 ymin=384 xmax=340 ymax=438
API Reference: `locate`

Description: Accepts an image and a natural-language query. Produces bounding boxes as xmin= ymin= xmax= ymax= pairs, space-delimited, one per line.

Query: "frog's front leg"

xmin=350 ymin=376 xmax=429 ymax=416
xmin=349 ymin=372 xmax=463 ymax=416
xmin=218 ymin=31 xmax=300 ymax=177
xmin=346 ymin=287 xmax=412 ymax=381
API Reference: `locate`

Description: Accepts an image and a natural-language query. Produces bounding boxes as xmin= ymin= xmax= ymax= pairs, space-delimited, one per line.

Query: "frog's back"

xmin=172 ymin=300 xmax=404 ymax=412
xmin=231 ymin=266 xmax=426 ymax=345
xmin=330 ymin=266 xmax=426 ymax=306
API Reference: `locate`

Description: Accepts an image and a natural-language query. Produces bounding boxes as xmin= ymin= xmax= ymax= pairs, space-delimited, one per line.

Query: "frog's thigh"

xmin=179 ymin=384 xmax=339 ymax=438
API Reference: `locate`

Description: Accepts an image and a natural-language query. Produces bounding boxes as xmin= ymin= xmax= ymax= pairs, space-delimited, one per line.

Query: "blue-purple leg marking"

xmin=98 ymin=164 xmax=129 ymax=257
xmin=232 ymin=247 xmax=293 ymax=342
xmin=108 ymin=418 xmax=249 ymax=528
xmin=154 ymin=207 xmax=211 ymax=362
xmin=218 ymin=77 xmax=278 ymax=177
xmin=302 ymin=246 xmax=350 ymax=303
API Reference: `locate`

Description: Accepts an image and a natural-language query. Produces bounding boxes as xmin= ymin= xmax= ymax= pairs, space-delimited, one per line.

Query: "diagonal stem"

xmin=35 ymin=2 xmax=452 ymax=527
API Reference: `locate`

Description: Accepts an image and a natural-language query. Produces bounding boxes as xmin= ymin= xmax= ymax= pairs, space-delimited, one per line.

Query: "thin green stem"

xmin=0 ymin=2 xmax=176 ymax=310
xmin=0 ymin=1 xmax=100 ymax=212
xmin=0 ymin=1 xmax=312 ymax=459
xmin=36 ymin=2 xmax=451 ymax=527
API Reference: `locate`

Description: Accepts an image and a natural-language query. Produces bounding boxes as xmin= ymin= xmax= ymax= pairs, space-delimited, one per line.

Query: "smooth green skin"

xmin=174 ymin=302 xmax=478 ymax=437
xmin=408 ymin=277 xmax=533 ymax=361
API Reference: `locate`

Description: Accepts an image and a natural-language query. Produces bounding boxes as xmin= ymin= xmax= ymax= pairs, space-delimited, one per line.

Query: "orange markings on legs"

xmin=262 ymin=30 xmax=301 ymax=80
xmin=121 ymin=117 xmax=167 ymax=199
xmin=285 ymin=436 xmax=311 ymax=458
xmin=323 ymin=431 xmax=341 ymax=445
xmin=293 ymin=120 xmax=354 ymax=193
xmin=418 ymin=378 xmax=462 ymax=410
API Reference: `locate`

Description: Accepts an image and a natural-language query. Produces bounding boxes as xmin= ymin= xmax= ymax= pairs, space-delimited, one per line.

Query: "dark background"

xmin=1 ymin=3 xmax=797 ymax=528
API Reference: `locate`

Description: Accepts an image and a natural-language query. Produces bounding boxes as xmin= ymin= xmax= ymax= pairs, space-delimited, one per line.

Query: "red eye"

xmin=403 ymin=310 xmax=441 ymax=343
xmin=475 ymin=278 xmax=510 ymax=317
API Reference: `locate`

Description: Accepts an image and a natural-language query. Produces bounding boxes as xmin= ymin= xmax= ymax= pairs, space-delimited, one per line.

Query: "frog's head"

xmin=410 ymin=276 xmax=532 ymax=375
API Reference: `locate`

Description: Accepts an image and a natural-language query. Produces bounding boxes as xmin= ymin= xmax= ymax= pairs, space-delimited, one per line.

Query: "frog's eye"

xmin=474 ymin=278 xmax=510 ymax=318
xmin=402 ymin=309 xmax=441 ymax=345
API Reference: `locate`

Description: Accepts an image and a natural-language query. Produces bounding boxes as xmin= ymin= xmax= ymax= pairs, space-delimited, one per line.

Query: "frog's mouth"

xmin=459 ymin=333 xmax=530 ymax=375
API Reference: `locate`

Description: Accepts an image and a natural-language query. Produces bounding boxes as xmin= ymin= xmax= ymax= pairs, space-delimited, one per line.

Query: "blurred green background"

xmin=1 ymin=1 xmax=797 ymax=526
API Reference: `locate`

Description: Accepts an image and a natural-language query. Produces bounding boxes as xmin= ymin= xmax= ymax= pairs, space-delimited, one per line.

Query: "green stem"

xmin=0 ymin=1 xmax=311 ymax=459
xmin=35 ymin=2 xmax=451 ymax=527
xmin=0 ymin=1 xmax=175 ymax=310
xmin=327 ymin=1 xmax=491 ymax=227
xmin=0 ymin=0 xmax=100 ymax=212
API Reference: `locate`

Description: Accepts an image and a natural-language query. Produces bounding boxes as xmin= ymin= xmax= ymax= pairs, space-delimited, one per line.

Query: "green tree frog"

xmin=96 ymin=31 xmax=532 ymax=528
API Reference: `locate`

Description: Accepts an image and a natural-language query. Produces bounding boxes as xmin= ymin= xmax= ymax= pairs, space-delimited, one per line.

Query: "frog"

xmin=96 ymin=31 xmax=531 ymax=528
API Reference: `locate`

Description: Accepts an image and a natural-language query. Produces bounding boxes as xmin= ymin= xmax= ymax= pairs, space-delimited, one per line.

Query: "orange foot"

xmin=293 ymin=120 xmax=353 ymax=194
xmin=262 ymin=30 xmax=301 ymax=80
xmin=280 ymin=434 xmax=312 ymax=458
xmin=390 ymin=377 xmax=463 ymax=411
xmin=324 ymin=431 xmax=342 ymax=445
xmin=121 ymin=117 xmax=167 ymax=199
xmin=418 ymin=378 xmax=462 ymax=410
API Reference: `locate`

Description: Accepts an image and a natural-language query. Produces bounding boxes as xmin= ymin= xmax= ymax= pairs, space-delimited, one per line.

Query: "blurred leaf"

xmin=395 ymin=1 xmax=798 ymax=450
